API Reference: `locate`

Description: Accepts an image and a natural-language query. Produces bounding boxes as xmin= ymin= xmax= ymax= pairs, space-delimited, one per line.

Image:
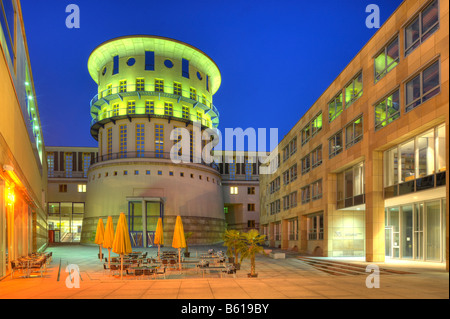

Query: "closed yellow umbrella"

xmin=154 ymin=217 xmax=164 ymax=260
xmin=103 ymin=216 xmax=115 ymax=268
xmin=172 ymin=215 xmax=186 ymax=270
xmin=112 ymin=212 xmax=132 ymax=279
xmin=94 ymin=218 xmax=105 ymax=261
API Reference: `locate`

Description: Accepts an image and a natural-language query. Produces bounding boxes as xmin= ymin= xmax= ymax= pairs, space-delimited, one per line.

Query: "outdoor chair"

xmin=29 ymin=260 xmax=45 ymax=277
xmin=103 ymin=263 xmax=109 ymax=275
xmin=10 ymin=260 xmax=28 ymax=279
xmin=169 ymin=259 xmax=177 ymax=269
xmin=134 ymin=269 xmax=144 ymax=279
xmin=154 ymin=266 xmax=166 ymax=279
xmin=143 ymin=268 xmax=154 ymax=279
xmin=109 ymin=264 xmax=120 ymax=276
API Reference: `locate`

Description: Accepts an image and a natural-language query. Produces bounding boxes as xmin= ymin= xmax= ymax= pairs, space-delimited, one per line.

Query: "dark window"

xmin=145 ymin=51 xmax=155 ymax=71
xmin=113 ymin=55 xmax=119 ymax=75
xmin=182 ymin=58 xmax=190 ymax=78
xmin=405 ymin=61 xmax=440 ymax=112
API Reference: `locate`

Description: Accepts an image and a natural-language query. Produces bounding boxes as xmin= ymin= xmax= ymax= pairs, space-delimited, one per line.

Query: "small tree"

xmin=239 ymin=229 xmax=266 ymax=277
xmin=223 ymin=229 xmax=241 ymax=264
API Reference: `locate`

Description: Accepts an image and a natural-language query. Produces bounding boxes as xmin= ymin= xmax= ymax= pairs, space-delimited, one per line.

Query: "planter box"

xmin=269 ymin=252 xmax=285 ymax=259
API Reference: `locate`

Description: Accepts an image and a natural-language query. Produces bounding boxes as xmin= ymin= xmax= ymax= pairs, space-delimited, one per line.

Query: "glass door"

xmin=401 ymin=205 xmax=413 ymax=259
xmin=146 ymin=201 xmax=163 ymax=247
xmin=414 ymin=203 xmax=424 ymax=260
xmin=385 ymin=226 xmax=393 ymax=258
xmin=425 ymin=200 xmax=441 ymax=261
xmin=128 ymin=201 xmax=143 ymax=248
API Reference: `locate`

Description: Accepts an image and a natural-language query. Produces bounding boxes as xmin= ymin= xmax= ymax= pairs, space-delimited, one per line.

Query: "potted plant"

xmin=239 ymin=229 xmax=267 ymax=278
xmin=223 ymin=229 xmax=242 ymax=269
xmin=184 ymin=232 xmax=193 ymax=257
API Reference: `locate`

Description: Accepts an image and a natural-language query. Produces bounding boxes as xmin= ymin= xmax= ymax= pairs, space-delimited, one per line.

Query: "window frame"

xmin=345 ymin=115 xmax=364 ymax=149
xmin=344 ymin=71 xmax=363 ymax=108
xmin=328 ymin=130 xmax=343 ymax=159
xmin=374 ymin=88 xmax=400 ymax=131
xmin=374 ymin=35 xmax=400 ymax=83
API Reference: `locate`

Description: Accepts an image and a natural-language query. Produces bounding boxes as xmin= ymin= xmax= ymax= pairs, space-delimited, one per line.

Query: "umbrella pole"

xmin=121 ymin=254 xmax=123 ymax=280
xmin=158 ymin=245 xmax=161 ymax=261
xmin=108 ymin=248 xmax=111 ymax=268
xmin=178 ymin=248 xmax=181 ymax=271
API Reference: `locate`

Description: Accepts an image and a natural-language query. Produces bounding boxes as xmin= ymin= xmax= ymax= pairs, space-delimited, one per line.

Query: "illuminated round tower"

xmin=82 ymin=35 xmax=225 ymax=246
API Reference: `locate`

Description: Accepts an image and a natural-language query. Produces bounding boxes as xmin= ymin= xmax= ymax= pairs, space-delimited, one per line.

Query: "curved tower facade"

xmin=82 ymin=35 xmax=225 ymax=246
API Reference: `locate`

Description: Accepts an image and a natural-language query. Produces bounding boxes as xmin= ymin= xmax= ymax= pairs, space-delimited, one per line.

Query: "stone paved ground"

xmin=0 ymin=244 xmax=448 ymax=300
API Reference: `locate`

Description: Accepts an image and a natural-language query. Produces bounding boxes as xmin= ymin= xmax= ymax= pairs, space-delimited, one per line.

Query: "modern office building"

xmin=46 ymin=146 xmax=97 ymax=243
xmin=0 ymin=0 xmax=48 ymax=278
xmin=260 ymin=0 xmax=448 ymax=269
xmin=83 ymin=35 xmax=227 ymax=247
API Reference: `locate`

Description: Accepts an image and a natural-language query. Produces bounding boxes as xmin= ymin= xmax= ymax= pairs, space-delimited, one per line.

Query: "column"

xmin=365 ymin=150 xmax=385 ymax=262
xmin=142 ymin=199 xmax=147 ymax=248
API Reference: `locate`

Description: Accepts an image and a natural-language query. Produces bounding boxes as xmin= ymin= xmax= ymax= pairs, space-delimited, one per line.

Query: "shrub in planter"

xmin=239 ymin=229 xmax=267 ymax=278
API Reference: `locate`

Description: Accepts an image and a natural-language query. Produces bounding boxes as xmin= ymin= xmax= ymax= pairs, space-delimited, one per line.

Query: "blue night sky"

xmin=20 ymin=0 xmax=403 ymax=150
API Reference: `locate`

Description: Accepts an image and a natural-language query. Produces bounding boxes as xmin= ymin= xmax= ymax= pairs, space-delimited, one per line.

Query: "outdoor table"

xmin=197 ymin=265 xmax=227 ymax=278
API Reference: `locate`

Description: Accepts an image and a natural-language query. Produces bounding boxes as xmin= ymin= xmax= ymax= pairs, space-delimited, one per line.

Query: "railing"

xmin=92 ymin=150 xmax=220 ymax=171
xmin=90 ymin=83 xmax=219 ymax=121
xmin=90 ymin=105 xmax=212 ymax=128
xmin=220 ymin=174 xmax=259 ymax=181
xmin=48 ymin=171 xmax=87 ymax=179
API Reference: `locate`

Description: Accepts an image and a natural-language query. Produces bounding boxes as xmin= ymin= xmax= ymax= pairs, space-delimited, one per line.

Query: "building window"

xmin=127 ymin=100 xmax=136 ymax=114
xmin=78 ymin=184 xmax=86 ymax=193
xmin=404 ymin=0 xmax=439 ymax=56
xmin=112 ymin=103 xmax=119 ymax=116
xmin=190 ymin=87 xmax=196 ymax=100
xmin=328 ymin=92 xmax=343 ymax=122
xmin=164 ymin=102 xmax=173 ymax=116
xmin=344 ymin=72 xmax=363 ymax=107
xmin=345 ymin=116 xmax=363 ymax=149
xmin=59 ymin=184 xmax=67 ymax=193
xmin=113 ymin=55 xmax=119 ymax=75
xmin=384 ymin=124 xmax=446 ymax=198
xmin=182 ymin=58 xmax=190 ymax=78
xmin=248 ymin=204 xmax=255 ymax=211
xmin=106 ymin=84 xmax=112 ymax=96
xmin=301 ymin=155 xmax=310 ymax=175
xmin=311 ymin=112 xmax=323 ymax=137
xmin=145 ymin=100 xmax=154 ymax=115
xmin=145 ymin=51 xmax=155 ymax=71
xmin=174 ymin=82 xmax=182 ymax=96
xmin=136 ymin=123 xmax=145 ymax=158
xmin=288 ymin=219 xmax=298 ymax=241
xmin=375 ymin=89 xmax=400 ymax=131
xmin=182 ymin=106 xmax=190 ymax=120
xmin=329 ymin=130 xmax=343 ymax=159
xmin=311 ymin=179 xmax=323 ymax=200
xmin=248 ymin=220 xmax=256 ymax=228
xmin=230 ymin=186 xmax=238 ymax=195
xmin=405 ymin=60 xmax=440 ymax=113
xmin=270 ymin=200 xmax=281 ymax=215
xmin=119 ymin=125 xmax=127 ymax=158
xmin=107 ymin=128 xmax=112 ymax=158
xmin=155 ymin=79 xmax=164 ymax=92
xmin=65 ymin=153 xmax=73 ymax=178
xmin=311 ymin=145 xmax=323 ymax=169
xmin=337 ymin=162 xmax=365 ymax=209
xmin=119 ymin=80 xmax=127 ymax=93
xmin=248 ymin=187 xmax=255 ymax=195
xmin=270 ymin=177 xmax=280 ymax=194
xmin=155 ymin=124 xmax=164 ymax=158
xmin=136 ymin=78 xmax=145 ymax=91
xmin=274 ymin=222 xmax=281 ymax=240
xmin=308 ymin=214 xmax=324 ymax=240
xmin=197 ymin=112 xmax=202 ymax=124
xmin=301 ymin=185 xmax=310 ymax=204
xmin=283 ymin=191 xmax=297 ymax=210
xmin=146 ymin=170 xmax=151 ymax=175
xmin=374 ymin=36 xmax=399 ymax=82
xmin=83 ymin=153 xmax=91 ymax=178
xmin=301 ymin=123 xmax=310 ymax=146
xmin=47 ymin=152 xmax=55 ymax=177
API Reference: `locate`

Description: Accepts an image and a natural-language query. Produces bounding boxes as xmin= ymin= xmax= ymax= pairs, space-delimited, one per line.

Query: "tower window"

xmin=182 ymin=58 xmax=190 ymax=78
xmin=113 ymin=55 xmax=119 ymax=75
xmin=145 ymin=51 xmax=155 ymax=71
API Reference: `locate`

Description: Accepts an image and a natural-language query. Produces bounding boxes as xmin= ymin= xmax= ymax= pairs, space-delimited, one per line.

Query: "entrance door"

xmin=385 ymin=226 xmax=393 ymax=258
xmin=414 ymin=203 xmax=424 ymax=260
xmin=128 ymin=201 xmax=143 ymax=248
xmin=146 ymin=201 xmax=163 ymax=247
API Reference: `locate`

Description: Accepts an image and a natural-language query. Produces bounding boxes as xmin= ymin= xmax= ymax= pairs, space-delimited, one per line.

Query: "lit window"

xmin=375 ymin=90 xmax=400 ymax=131
xmin=230 ymin=186 xmax=238 ymax=194
xmin=155 ymin=124 xmax=164 ymax=157
xmin=328 ymin=92 xmax=343 ymax=123
xmin=65 ymin=153 xmax=73 ymax=178
xmin=155 ymin=79 xmax=164 ymax=92
xmin=404 ymin=0 xmax=439 ymax=56
xmin=311 ymin=112 xmax=322 ymax=136
xmin=119 ymin=80 xmax=127 ymax=93
xmin=136 ymin=78 xmax=145 ymax=91
xmin=106 ymin=84 xmax=112 ymax=96
xmin=119 ymin=125 xmax=127 ymax=158
xmin=344 ymin=72 xmax=363 ymax=107
xmin=164 ymin=102 xmax=173 ymax=116
xmin=182 ymin=106 xmax=190 ymax=120
xmin=145 ymin=100 xmax=154 ymax=114
xmin=47 ymin=152 xmax=55 ymax=177
xmin=174 ymin=82 xmax=182 ymax=96
xmin=113 ymin=103 xmax=119 ymax=116
xmin=190 ymin=87 xmax=196 ymax=100
xmin=78 ymin=184 xmax=86 ymax=193
xmin=127 ymin=100 xmax=136 ymax=114
xmin=136 ymin=123 xmax=145 ymax=157
xmin=374 ymin=36 xmax=399 ymax=82
xmin=107 ymin=128 xmax=112 ymax=159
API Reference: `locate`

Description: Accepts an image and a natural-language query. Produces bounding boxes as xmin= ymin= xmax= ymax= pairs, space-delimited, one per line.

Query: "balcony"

xmin=89 ymin=84 xmax=219 ymax=136
xmin=90 ymin=150 xmax=219 ymax=171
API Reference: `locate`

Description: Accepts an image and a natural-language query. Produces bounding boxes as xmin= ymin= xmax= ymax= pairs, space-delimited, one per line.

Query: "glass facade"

xmin=385 ymin=199 xmax=446 ymax=262
xmin=48 ymin=202 xmax=84 ymax=243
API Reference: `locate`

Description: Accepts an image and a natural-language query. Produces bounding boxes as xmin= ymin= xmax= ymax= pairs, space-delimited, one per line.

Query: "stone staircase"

xmin=297 ymin=256 xmax=415 ymax=276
